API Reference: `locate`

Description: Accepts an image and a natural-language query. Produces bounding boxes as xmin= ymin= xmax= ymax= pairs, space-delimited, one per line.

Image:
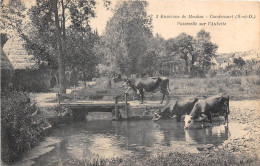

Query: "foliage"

xmin=0 ymin=0 xmax=26 ymax=33
xmin=141 ymin=34 xmax=166 ymax=75
xmin=1 ymin=0 xmax=110 ymax=92
xmin=175 ymin=33 xmax=194 ymax=73
xmin=229 ymin=68 xmax=244 ymax=76
xmin=163 ymin=29 xmax=217 ymax=77
xmin=233 ymin=57 xmax=246 ymax=68
xmin=192 ymin=29 xmax=218 ymax=73
xmin=208 ymin=69 xmax=217 ymax=77
xmin=243 ymin=59 xmax=259 ymax=75
xmin=1 ymin=91 xmax=44 ymax=163
xmin=103 ymin=0 xmax=153 ymax=75
xmin=224 ymin=59 xmax=259 ymax=76
xmin=138 ymin=50 xmax=157 ymax=76
xmin=64 ymin=27 xmax=99 ymax=83
xmin=224 ymin=64 xmax=234 ymax=72
xmin=11 ymin=65 xmax=51 ymax=92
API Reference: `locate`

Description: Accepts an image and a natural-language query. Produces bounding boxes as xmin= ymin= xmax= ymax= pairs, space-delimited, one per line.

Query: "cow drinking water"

xmin=153 ymin=98 xmax=199 ymax=121
xmin=124 ymin=77 xmax=170 ymax=104
xmin=184 ymin=94 xmax=230 ymax=129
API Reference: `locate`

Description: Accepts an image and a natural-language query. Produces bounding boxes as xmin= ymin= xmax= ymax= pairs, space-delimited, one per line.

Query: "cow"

xmin=124 ymin=77 xmax=170 ymax=104
xmin=184 ymin=94 xmax=230 ymax=129
xmin=153 ymin=98 xmax=199 ymax=121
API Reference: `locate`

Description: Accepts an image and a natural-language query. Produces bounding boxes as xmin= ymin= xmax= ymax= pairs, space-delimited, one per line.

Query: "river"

xmin=11 ymin=119 xmax=246 ymax=166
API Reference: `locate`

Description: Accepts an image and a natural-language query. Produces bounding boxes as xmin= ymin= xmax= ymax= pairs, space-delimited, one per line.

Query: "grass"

xmin=56 ymin=150 xmax=259 ymax=166
xmin=168 ymin=75 xmax=259 ymax=100
xmin=65 ymin=75 xmax=259 ymax=102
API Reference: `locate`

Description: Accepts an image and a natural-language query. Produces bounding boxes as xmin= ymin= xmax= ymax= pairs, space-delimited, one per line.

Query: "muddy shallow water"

xmin=20 ymin=119 xmax=247 ymax=166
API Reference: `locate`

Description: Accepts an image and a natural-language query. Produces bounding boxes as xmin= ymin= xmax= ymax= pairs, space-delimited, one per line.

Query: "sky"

xmin=15 ymin=0 xmax=260 ymax=54
xmin=91 ymin=0 xmax=259 ymax=54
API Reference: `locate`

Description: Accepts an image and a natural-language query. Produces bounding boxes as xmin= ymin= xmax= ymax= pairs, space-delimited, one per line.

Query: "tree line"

xmin=1 ymin=0 xmax=218 ymax=93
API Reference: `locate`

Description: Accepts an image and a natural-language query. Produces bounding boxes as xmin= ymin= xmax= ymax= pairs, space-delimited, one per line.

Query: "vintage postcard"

xmin=1 ymin=0 xmax=259 ymax=165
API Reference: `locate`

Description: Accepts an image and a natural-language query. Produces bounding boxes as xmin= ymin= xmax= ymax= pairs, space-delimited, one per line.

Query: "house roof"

xmin=1 ymin=47 xmax=14 ymax=71
xmin=215 ymin=57 xmax=231 ymax=63
xmin=3 ymin=37 xmax=39 ymax=70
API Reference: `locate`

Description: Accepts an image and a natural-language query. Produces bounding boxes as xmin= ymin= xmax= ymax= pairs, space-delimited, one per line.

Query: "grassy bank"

xmin=67 ymin=75 xmax=259 ymax=101
xmin=168 ymin=75 xmax=260 ymax=100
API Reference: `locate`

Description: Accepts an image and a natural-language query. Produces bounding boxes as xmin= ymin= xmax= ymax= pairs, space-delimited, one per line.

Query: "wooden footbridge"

xmin=59 ymin=93 xmax=166 ymax=121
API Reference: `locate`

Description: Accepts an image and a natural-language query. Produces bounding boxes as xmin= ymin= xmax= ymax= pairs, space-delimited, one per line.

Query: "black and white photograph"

xmin=0 ymin=0 xmax=259 ymax=165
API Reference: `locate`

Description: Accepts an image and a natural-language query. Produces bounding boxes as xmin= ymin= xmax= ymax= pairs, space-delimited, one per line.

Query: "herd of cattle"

xmin=122 ymin=76 xmax=230 ymax=129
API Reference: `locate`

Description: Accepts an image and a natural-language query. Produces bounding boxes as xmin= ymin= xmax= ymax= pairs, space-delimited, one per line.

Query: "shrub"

xmin=231 ymin=77 xmax=242 ymax=85
xmin=256 ymin=67 xmax=260 ymax=76
xmin=229 ymin=68 xmax=244 ymax=76
xmin=207 ymin=79 xmax=215 ymax=88
xmin=190 ymin=66 xmax=206 ymax=78
xmin=1 ymin=91 xmax=45 ymax=163
xmin=208 ymin=69 xmax=217 ymax=78
xmin=224 ymin=64 xmax=234 ymax=72
xmin=239 ymin=87 xmax=245 ymax=91
xmin=11 ymin=69 xmax=50 ymax=92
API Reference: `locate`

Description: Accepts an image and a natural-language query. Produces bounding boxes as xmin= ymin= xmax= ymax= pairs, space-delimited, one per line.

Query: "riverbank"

xmin=63 ymin=75 xmax=260 ymax=102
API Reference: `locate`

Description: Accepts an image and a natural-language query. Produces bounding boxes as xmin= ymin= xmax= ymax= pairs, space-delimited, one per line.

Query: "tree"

xmin=233 ymin=57 xmax=246 ymax=68
xmin=0 ymin=0 xmax=26 ymax=34
xmin=165 ymin=38 xmax=178 ymax=56
xmin=103 ymin=0 xmax=153 ymax=75
xmin=52 ymin=0 xmax=66 ymax=93
xmin=139 ymin=34 xmax=166 ymax=76
xmin=4 ymin=0 xmax=108 ymax=93
xmin=192 ymin=29 xmax=218 ymax=73
xmin=175 ymin=33 xmax=194 ymax=74
xmin=63 ymin=0 xmax=100 ymax=87
xmin=64 ymin=27 xmax=99 ymax=87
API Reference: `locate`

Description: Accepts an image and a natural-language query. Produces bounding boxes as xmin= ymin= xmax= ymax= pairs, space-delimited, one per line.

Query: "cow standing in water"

xmin=124 ymin=77 xmax=170 ymax=104
xmin=184 ymin=94 xmax=230 ymax=129
xmin=153 ymin=98 xmax=199 ymax=121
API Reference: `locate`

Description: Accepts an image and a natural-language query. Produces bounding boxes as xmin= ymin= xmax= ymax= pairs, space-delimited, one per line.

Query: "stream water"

xmin=15 ymin=119 xmax=247 ymax=166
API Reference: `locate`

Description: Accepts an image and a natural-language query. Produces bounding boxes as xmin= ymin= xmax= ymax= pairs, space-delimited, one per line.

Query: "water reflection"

xmin=32 ymin=120 xmax=232 ymax=165
xmin=184 ymin=124 xmax=230 ymax=145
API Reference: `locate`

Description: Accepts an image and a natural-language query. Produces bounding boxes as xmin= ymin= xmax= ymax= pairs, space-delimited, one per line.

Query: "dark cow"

xmin=184 ymin=94 xmax=230 ymax=129
xmin=153 ymin=98 xmax=199 ymax=121
xmin=124 ymin=77 xmax=170 ymax=104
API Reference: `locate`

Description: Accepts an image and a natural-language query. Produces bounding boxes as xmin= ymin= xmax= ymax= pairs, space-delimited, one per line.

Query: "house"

xmin=211 ymin=57 xmax=233 ymax=70
xmin=235 ymin=50 xmax=260 ymax=61
xmin=3 ymin=36 xmax=53 ymax=91
xmin=1 ymin=47 xmax=14 ymax=88
xmin=212 ymin=49 xmax=260 ymax=70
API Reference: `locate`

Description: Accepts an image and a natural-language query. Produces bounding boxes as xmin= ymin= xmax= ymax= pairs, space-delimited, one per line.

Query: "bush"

xmin=229 ymin=68 xmax=244 ymax=76
xmin=208 ymin=69 xmax=217 ymax=77
xmin=190 ymin=66 xmax=206 ymax=78
xmin=1 ymin=91 xmax=45 ymax=163
xmin=11 ymin=68 xmax=50 ymax=92
xmin=256 ymin=67 xmax=260 ymax=76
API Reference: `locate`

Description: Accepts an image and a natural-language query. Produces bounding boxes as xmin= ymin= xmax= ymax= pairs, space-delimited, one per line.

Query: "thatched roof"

xmin=3 ymin=37 xmax=39 ymax=70
xmin=1 ymin=47 xmax=14 ymax=71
